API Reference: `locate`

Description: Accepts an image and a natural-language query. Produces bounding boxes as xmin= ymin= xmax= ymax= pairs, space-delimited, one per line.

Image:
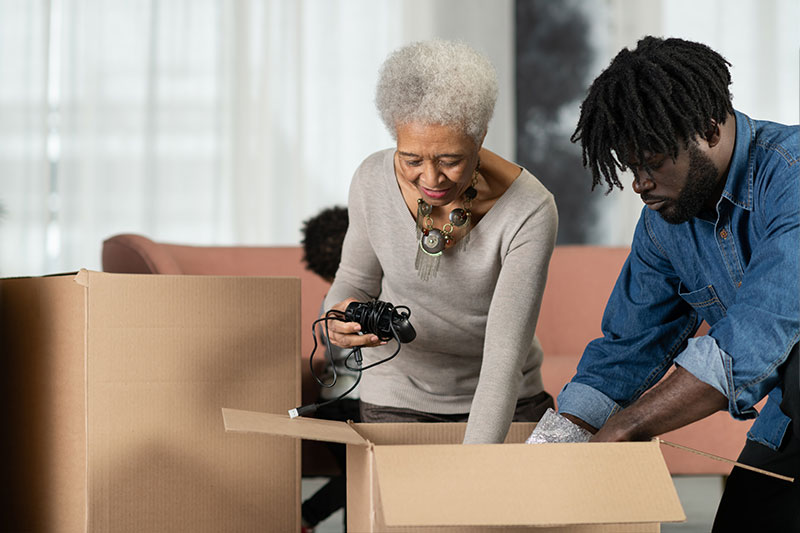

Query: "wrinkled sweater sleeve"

xmin=324 ymin=155 xmax=384 ymax=310
xmin=464 ymin=192 xmax=558 ymax=444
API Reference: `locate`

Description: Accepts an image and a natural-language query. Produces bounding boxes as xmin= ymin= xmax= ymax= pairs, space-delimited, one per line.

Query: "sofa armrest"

xmin=102 ymin=234 xmax=183 ymax=274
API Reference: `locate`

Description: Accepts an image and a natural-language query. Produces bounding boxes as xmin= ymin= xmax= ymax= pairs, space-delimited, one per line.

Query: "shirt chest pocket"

xmin=678 ymin=282 xmax=728 ymax=326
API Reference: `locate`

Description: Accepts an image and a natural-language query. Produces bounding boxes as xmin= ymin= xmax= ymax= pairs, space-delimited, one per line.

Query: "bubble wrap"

xmin=525 ymin=408 xmax=592 ymax=444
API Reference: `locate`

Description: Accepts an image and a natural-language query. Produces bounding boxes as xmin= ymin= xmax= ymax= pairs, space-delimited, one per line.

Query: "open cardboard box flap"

xmin=223 ymin=408 xmax=685 ymax=528
xmin=222 ymin=407 xmax=367 ymax=446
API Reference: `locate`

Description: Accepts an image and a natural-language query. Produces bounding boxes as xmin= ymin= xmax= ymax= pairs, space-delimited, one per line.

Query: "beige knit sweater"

xmin=325 ymin=148 xmax=557 ymax=444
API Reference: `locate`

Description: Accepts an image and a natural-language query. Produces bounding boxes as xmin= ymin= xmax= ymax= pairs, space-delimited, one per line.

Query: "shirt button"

xmin=720 ymin=229 xmax=728 ymax=239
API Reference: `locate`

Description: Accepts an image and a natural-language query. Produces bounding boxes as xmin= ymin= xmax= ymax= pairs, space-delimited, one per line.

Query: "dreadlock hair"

xmin=571 ymin=36 xmax=734 ymax=192
xmin=301 ymin=206 xmax=349 ymax=282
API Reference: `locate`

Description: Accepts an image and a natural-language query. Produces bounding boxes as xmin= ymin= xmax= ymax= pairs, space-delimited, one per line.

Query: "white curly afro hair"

xmin=375 ymin=39 xmax=498 ymax=146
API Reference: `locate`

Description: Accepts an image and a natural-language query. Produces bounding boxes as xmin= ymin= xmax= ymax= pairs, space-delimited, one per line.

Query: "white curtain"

xmin=0 ymin=0 xmax=51 ymax=275
xmin=3 ymin=0 xmax=794 ymax=275
xmin=0 ymin=0 xmax=514 ymax=276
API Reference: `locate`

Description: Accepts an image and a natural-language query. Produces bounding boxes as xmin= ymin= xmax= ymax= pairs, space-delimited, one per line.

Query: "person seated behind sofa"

xmin=553 ymin=36 xmax=799 ymax=531
xmin=323 ymin=39 xmax=558 ymax=444
xmin=299 ymin=205 xmax=359 ymax=532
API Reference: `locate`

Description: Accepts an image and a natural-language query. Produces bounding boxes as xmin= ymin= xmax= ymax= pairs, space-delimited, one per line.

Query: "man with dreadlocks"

xmin=555 ymin=36 xmax=799 ymax=529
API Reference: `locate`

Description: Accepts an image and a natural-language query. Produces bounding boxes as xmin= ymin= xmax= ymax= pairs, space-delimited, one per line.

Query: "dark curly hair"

xmin=571 ymin=36 xmax=734 ymax=192
xmin=301 ymin=206 xmax=348 ymax=282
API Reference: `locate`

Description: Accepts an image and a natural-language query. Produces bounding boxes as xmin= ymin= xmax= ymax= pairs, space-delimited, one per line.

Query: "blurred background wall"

xmin=516 ymin=0 xmax=799 ymax=245
xmin=1 ymin=0 xmax=797 ymax=276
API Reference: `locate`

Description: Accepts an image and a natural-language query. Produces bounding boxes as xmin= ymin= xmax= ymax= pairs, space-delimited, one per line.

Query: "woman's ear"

xmin=472 ymin=133 xmax=487 ymax=162
xmin=477 ymin=131 xmax=487 ymax=149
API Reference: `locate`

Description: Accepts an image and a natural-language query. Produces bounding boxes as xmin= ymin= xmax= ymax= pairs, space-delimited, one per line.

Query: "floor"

xmin=663 ymin=475 xmax=725 ymax=532
xmin=302 ymin=474 xmax=725 ymax=532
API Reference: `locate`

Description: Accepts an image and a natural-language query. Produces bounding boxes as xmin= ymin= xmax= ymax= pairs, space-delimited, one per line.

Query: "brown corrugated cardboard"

xmin=223 ymin=409 xmax=686 ymax=532
xmin=1 ymin=270 xmax=300 ymax=532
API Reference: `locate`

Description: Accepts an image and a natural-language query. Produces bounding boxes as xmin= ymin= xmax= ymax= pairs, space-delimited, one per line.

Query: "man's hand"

xmin=591 ymin=366 xmax=728 ymax=442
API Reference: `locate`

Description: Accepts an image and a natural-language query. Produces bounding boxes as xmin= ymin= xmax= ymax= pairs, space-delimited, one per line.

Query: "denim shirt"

xmin=557 ymin=110 xmax=800 ymax=450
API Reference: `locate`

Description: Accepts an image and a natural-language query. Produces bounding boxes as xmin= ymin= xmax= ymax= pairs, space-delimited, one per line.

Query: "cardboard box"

xmin=1 ymin=270 xmax=301 ymax=532
xmin=223 ymin=409 xmax=686 ymax=532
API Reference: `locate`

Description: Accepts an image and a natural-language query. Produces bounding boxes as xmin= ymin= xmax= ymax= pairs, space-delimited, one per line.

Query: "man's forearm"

xmin=590 ymin=366 xmax=728 ymax=442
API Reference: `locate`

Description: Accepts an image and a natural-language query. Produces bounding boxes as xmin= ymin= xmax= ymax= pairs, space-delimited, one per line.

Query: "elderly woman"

xmin=325 ymin=39 xmax=557 ymax=444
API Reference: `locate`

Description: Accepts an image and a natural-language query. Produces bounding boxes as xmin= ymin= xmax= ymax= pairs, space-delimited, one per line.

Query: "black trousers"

xmin=712 ymin=344 xmax=800 ymax=532
xmin=359 ymin=390 xmax=554 ymax=423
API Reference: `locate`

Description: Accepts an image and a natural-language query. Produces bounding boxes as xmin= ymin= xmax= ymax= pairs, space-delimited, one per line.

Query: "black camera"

xmin=344 ymin=300 xmax=416 ymax=344
xmin=289 ymin=299 xmax=416 ymax=418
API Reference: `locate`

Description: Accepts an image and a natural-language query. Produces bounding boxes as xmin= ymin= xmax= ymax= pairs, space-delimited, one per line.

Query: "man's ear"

xmin=704 ymin=120 xmax=722 ymax=148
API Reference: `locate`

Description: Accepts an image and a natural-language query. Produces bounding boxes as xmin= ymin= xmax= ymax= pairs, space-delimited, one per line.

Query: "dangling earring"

xmin=455 ymin=167 xmax=478 ymax=251
xmin=414 ymin=160 xmax=480 ymax=281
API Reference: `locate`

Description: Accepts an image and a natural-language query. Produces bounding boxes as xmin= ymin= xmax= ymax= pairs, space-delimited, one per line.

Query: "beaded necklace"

xmin=414 ymin=170 xmax=478 ymax=281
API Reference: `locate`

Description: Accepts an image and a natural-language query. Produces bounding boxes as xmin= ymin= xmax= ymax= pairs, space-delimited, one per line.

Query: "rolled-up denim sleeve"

xmin=556 ymin=382 xmax=620 ymax=430
xmin=674 ymin=336 xmax=745 ymax=410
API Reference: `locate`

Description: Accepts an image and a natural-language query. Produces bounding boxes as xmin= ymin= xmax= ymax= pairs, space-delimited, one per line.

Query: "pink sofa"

xmin=103 ymin=234 xmax=751 ymax=475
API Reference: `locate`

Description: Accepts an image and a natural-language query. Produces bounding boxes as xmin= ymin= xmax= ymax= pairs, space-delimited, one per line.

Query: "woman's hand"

xmin=324 ymin=298 xmax=386 ymax=349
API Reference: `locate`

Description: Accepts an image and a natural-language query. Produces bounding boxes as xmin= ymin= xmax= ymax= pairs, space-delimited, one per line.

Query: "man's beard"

xmin=658 ymin=144 xmax=721 ymax=225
